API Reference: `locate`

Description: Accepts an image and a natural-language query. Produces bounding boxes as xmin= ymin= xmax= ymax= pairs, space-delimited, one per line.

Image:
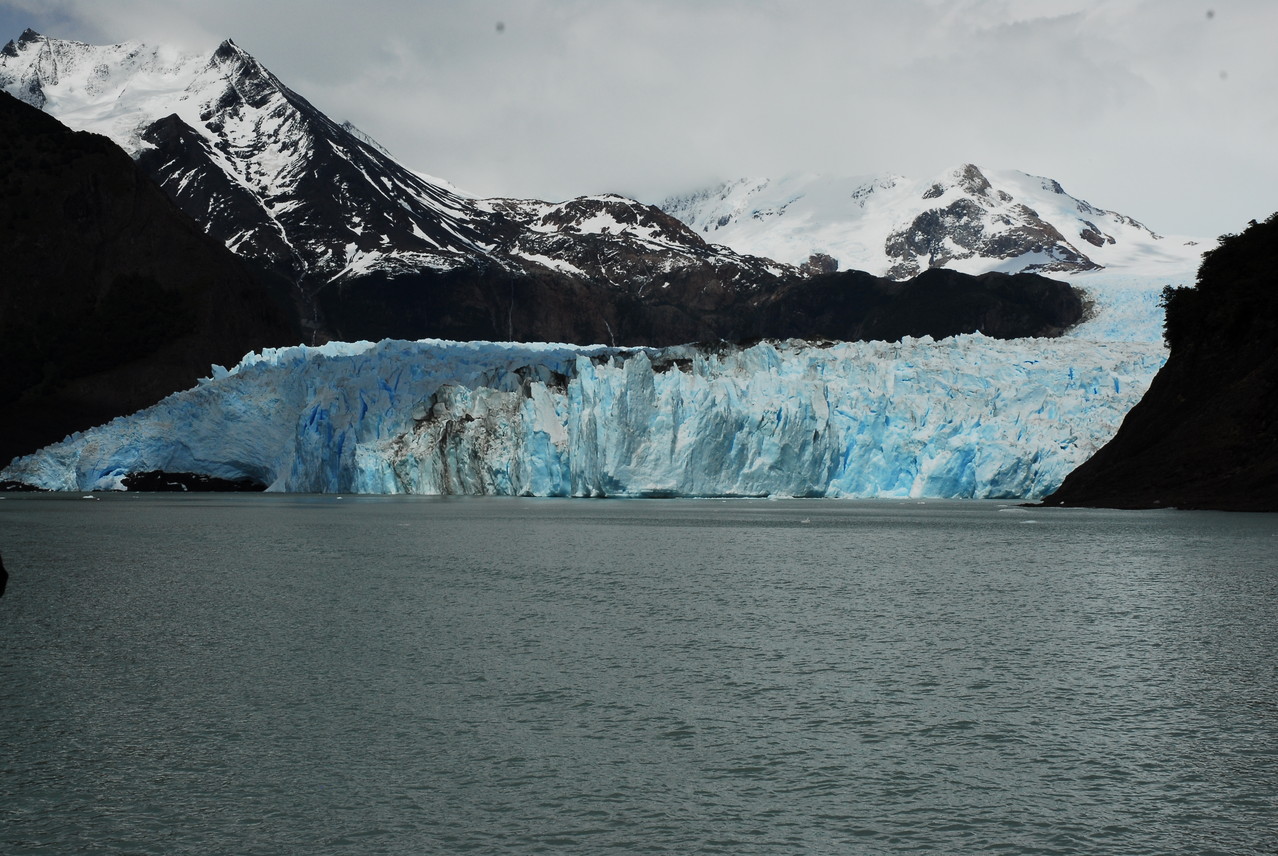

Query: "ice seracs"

xmin=1 ymin=337 xmax=1166 ymax=499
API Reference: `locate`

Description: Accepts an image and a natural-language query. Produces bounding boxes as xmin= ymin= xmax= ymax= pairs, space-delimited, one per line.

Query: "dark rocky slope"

xmin=1044 ymin=213 xmax=1278 ymax=511
xmin=0 ymin=90 xmax=296 ymax=465
xmin=760 ymin=267 xmax=1082 ymax=342
xmin=317 ymin=265 xmax=1083 ymax=347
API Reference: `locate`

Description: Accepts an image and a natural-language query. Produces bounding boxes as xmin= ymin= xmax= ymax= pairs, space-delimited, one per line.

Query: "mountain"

xmin=1 ymin=30 xmax=1089 ymax=348
xmin=661 ymin=165 xmax=1207 ymax=279
xmin=5 ymin=27 xmax=1162 ymax=491
xmin=0 ymin=89 xmax=295 ymax=466
xmin=0 ymin=29 xmax=796 ymax=342
xmin=0 ymin=336 xmax=1164 ymax=498
xmin=1044 ymin=213 xmax=1278 ymax=511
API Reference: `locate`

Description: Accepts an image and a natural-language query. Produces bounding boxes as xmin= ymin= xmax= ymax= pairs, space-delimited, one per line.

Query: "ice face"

xmin=1 ymin=336 xmax=1165 ymax=499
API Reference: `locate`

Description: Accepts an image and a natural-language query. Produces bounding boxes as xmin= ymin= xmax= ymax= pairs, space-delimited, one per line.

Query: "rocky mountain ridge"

xmin=0 ymin=30 xmax=792 ymax=341
xmin=0 ymin=89 xmax=294 ymax=465
xmin=662 ymin=164 xmax=1208 ymax=279
xmin=1 ymin=29 xmax=1099 ymax=354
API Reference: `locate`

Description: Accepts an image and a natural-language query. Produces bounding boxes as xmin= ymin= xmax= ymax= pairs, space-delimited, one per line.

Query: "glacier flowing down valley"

xmin=2 ymin=335 xmax=1166 ymax=499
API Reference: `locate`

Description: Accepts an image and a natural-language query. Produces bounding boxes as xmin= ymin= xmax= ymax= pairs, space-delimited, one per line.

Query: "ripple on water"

xmin=0 ymin=496 xmax=1275 ymax=855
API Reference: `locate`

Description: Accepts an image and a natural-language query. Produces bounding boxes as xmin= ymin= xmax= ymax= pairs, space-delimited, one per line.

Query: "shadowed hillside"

xmin=0 ymin=91 xmax=297 ymax=465
xmin=1044 ymin=213 xmax=1278 ymax=511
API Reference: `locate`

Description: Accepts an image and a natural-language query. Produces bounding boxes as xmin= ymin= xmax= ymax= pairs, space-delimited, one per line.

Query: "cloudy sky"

xmin=1 ymin=0 xmax=1274 ymax=238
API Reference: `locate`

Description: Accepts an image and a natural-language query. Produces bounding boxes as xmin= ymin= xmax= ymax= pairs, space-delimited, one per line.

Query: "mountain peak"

xmin=953 ymin=163 xmax=993 ymax=198
xmin=1 ymin=29 xmax=41 ymax=57
xmin=339 ymin=120 xmax=395 ymax=159
xmin=208 ymin=38 xmax=265 ymax=78
xmin=212 ymin=38 xmax=244 ymax=60
xmin=662 ymin=166 xmax=1206 ymax=279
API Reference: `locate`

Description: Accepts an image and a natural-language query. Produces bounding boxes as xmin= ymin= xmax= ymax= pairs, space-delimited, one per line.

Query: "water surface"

xmin=1 ymin=494 xmax=1275 ymax=854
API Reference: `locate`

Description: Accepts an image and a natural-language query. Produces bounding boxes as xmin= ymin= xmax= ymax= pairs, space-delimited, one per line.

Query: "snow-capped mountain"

xmin=0 ymin=31 xmax=496 ymax=280
xmin=662 ymin=164 xmax=1208 ymax=279
xmin=2 ymin=29 xmax=1232 ymax=500
xmin=0 ymin=87 xmax=294 ymax=465
xmin=479 ymin=193 xmax=788 ymax=286
xmin=0 ymin=30 xmax=788 ymax=298
xmin=0 ymin=336 xmax=1164 ymax=499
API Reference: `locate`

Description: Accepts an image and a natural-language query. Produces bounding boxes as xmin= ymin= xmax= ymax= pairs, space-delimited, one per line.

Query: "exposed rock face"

xmin=0 ymin=32 xmax=794 ymax=341
xmin=314 ymin=263 xmax=1085 ymax=347
xmin=661 ymin=164 xmax=1201 ymax=278
xmin=0 ymin=90 xmax=295 ymax=464
xmin=480 ymin=194 xmax=790 ymax=293
xmin=882 ymin=167 xmax=1101 ymax=279
xmin=1044 ymin=214 xmax=1278 ymax=511
xmin=799 ymin=253 xmax=839 ymax=277
xmin=760 ymin=268 xmax=1085 ymax=343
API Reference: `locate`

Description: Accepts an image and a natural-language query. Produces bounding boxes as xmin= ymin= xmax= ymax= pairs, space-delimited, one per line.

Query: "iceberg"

xmin=1 ymin=335 xmax=1166 ymax=499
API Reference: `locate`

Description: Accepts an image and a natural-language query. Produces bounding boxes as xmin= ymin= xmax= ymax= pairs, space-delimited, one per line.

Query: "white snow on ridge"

xmin=510 ymin=250 xmax=587 ymax=276
xmin=660 ymin=166 xmax=1210 ymax=278
xmin=1 ymin=337 xmax=1166 ymax=499
xmin=0 ymin=35 xmax=209 ymax=154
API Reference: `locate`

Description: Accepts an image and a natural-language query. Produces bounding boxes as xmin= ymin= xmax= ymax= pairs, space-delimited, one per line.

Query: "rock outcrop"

xmin=0 ymin=90 xmax=296 ymax=464
xmin=1044 ymin=213 xmax=1278 ymax=511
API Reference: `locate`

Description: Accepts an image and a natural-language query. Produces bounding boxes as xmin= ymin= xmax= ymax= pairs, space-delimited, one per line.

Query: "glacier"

xmin=1 ymin=334 xmax=1166 ymax=499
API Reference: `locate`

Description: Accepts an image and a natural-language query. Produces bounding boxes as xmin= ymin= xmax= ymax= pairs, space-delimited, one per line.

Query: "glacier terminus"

xmin=2 ymin=332 xmax=1165 ymax=499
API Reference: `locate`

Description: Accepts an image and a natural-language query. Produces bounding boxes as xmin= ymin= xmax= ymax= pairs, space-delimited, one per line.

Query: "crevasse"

xmin=1 ymin=335 xmax=1166 ymax=499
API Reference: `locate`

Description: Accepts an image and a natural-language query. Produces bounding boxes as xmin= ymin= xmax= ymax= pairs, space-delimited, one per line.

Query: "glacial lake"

xmin=1 ymin=493 xmax=1275 ymax=855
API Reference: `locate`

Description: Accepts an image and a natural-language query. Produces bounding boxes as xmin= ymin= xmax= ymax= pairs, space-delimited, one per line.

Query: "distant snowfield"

xmin=660 ymin=168 xmax=1209 ymax=280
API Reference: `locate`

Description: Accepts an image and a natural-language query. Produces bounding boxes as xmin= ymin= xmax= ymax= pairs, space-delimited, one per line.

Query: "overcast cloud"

xmin=1 ymin=0 xmax=1274 ymax=237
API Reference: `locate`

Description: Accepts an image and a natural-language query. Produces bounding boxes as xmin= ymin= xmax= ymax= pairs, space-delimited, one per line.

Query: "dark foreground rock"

xmin=120 ymin=471 xmax=268 ymax=492
xmin=0 ymin=90 xmax=297 ymax=465
xmin=1043 ymin=213 xmax=1278 ymax=511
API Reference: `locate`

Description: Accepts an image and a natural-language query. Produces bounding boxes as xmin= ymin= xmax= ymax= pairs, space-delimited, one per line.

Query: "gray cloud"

xmin=2 ymin=0 xmax=1274 ymax=236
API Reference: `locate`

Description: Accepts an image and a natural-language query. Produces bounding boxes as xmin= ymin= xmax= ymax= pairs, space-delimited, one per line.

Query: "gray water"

xmin=1 ymin=494 xmax=1275 ymax=855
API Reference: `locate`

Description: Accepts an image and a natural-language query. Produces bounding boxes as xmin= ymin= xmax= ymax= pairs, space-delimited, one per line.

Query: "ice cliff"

xmin=1 ymin=335 xmax=1165 ymax=499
